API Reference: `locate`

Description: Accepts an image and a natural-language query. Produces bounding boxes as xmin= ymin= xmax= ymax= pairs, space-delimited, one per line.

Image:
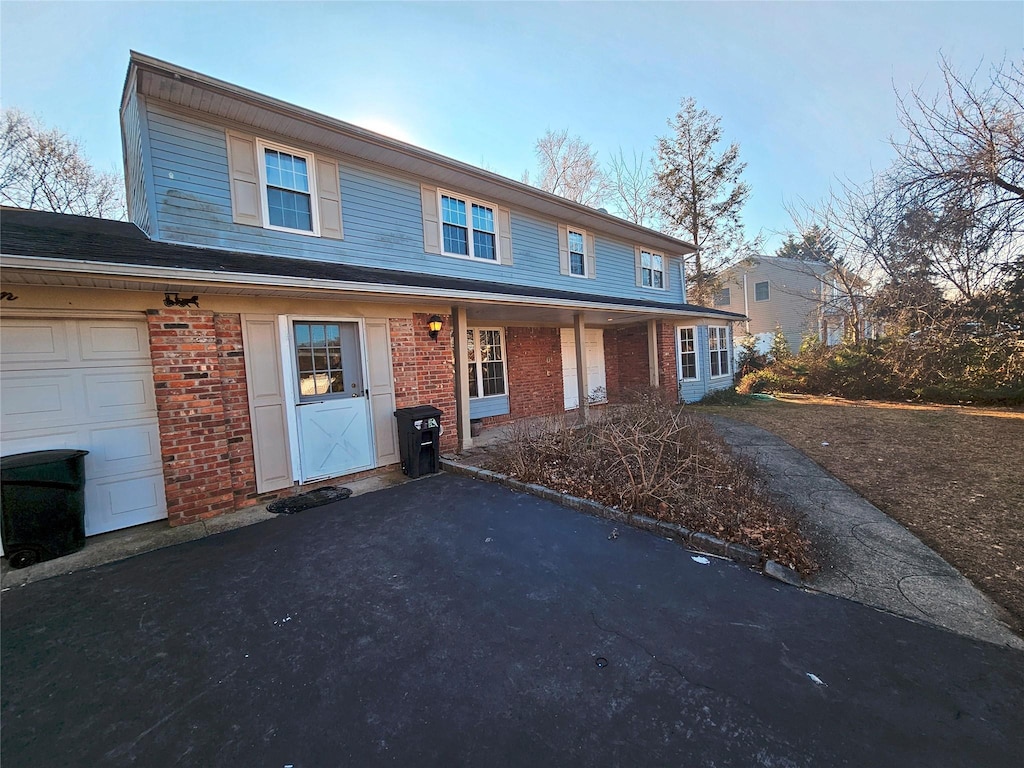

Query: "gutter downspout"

xmin=742 ymin=273 xmax=750 ymax=335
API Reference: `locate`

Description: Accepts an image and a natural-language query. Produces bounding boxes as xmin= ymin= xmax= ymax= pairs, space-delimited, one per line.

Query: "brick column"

xmin=215 ymin=313 xmax=259 ymax=509
xmin=390 ymin=314 xmax=457 ymax=453
xmin=657 ymin=321 xmax=680 ymax=403
xmin=147 ymin=309 xmax=235 ymax=525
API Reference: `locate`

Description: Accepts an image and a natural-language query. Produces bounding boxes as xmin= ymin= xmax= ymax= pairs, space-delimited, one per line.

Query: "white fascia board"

xmin=0 ymin=254 xmax=743 ymax=322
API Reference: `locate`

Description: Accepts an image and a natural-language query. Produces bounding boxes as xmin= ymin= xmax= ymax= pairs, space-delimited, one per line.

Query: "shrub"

xmin=487 ymin=392 xmax=817 ymax=576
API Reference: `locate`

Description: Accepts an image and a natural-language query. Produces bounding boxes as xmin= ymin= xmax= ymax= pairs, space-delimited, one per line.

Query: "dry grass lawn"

xmin=696 ymin=394 xmax=1024 ymax=635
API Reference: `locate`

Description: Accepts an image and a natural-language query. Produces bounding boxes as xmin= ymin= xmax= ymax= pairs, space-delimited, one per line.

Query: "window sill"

xmin=264 ymin=222 xmax=321 ymax=238
xmin=441 ymin=251 xmax=503 ymax=265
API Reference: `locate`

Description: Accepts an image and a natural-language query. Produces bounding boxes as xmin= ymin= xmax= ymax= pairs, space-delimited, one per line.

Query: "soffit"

xmin=129 ymin=54 xmax=695 ymax=257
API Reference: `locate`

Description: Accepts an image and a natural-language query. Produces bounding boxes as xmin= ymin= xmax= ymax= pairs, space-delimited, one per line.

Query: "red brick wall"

xmin=215 ymin=314 xmax=259 ymax=509
xmin=148 ymin=309 xmax=235 ymax=526
xmin=390 ymin=314 xmax=457 ymax=452
xmin=506 ymin=327 xmax=562 ymax=418
xmin=606 ymin=323 xmax=651 ymax=401
xmin=657 ymin=321 xmax=680 ymax=402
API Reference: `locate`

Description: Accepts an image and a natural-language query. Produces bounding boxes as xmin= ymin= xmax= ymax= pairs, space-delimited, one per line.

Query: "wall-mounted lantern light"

xmin=427 ymin=314 xmax=443 ymax=342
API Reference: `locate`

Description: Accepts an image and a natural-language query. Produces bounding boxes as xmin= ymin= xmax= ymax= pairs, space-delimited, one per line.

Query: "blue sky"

xmin=2 ymin=1 xmax=1021 ymax=250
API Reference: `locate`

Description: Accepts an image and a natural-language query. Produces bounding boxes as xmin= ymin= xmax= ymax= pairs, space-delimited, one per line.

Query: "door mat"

xmin=267 ymin=486 xmax=352 ymax=514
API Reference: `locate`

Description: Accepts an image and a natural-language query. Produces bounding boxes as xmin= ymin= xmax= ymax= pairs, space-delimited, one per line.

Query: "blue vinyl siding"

xmin=469 ymin=396 xmax=510 ymax=419
xmin=121 ymin=90 xmax=153 ymax=236
xmin=143 ymin=102 xmax=688 ymax=304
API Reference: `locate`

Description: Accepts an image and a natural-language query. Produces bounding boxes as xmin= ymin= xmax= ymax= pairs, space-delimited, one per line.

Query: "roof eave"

xmin=125 ymin=51 xmax=697 ymax=257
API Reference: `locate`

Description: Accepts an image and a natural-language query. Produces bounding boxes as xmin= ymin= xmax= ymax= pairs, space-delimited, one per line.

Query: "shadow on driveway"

xmin=2 ymin=474 xmax=1022 ymax=766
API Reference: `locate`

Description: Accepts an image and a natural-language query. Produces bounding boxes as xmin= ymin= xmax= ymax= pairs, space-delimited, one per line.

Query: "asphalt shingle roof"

xmin=0 ymin=208 xmax=744 ymax=318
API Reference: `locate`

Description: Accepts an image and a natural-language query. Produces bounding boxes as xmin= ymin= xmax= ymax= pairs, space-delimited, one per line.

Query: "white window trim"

xmin=438 ymin=189 xmax=501 ymax=264
xmin=754 ymin=280 xmax=770 ymax=302
xmin=256 ymin=138 xmax=321 ymax=237
xmin=676 ymin=325 xmax=700 ymax=382
xmin=641 ymin=249 xmax=667 ymax=290
xmin=567 ymin=227 xmax=588 ymax=278
xmin=467 ymin=327 xmax=509 ymax=399
xmin=708 ymin=325 xmax=732 ymax=379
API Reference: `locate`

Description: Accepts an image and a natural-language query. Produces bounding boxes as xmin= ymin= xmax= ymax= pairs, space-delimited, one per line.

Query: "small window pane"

xmin=755 ymin=281 xmax=770 ymax=301
xmin=642 ymin=252 xmax=652 ymax=268
xmin=444 ymin=223 xmax=469 ymax=255
xmin=568 ymin=231 xmax=584 ymax=253
xmin=473 ymin=230 xmax=496 ymax=260
xmin=714 ymin=288 xmax=731 ymax=306
xmin=481 ymin=361 xmax=505 ymax=396
xmin=653 ymin=271 xmax=664 ymax=288
xmin=468 ymin=363 xmax=479 ymax=398
xmin=570 ymin=252 xmax=585 ymax=275
xmin=442 ymin=196 xmax=467 ymax=226
xmin=472 ymin=204 xmax=494 ymax=233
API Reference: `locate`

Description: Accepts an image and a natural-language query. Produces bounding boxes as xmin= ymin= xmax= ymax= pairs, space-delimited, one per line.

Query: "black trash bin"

xmin=394 ymin=406 xmax=443 ymax=478
xmin=1 ymin=449 xmax=89 ymax=568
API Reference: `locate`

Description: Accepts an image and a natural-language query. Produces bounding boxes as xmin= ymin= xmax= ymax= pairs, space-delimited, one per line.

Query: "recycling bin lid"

xmin=394 ymin=405 xmax=443 ymax=419
xmin=1 ymin=450 xmax=89 ymax=471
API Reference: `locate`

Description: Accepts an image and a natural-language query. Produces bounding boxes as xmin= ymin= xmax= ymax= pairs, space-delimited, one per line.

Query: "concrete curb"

xmin=440 ymin=459 xmax=803 ymax=587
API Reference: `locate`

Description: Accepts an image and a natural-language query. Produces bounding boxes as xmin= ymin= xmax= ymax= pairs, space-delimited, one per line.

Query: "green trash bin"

xmin=1 ymin=449 xmax=89 ymax=568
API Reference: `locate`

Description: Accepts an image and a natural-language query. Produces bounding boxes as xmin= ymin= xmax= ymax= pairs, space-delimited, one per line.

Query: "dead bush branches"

xmin=487 ymin=392 xmax=817 ymax=576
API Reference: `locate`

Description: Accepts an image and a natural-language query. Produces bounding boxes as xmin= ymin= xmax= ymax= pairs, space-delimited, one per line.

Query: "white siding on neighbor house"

xmin=718 ymin=259 xmax=828 ymax=353
xmin=141 ymin=102 xmax=690 ymax=306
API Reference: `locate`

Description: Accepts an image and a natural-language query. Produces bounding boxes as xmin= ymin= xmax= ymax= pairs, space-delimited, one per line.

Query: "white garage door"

xmin=1 ymin=317 xmax=167 ymax=536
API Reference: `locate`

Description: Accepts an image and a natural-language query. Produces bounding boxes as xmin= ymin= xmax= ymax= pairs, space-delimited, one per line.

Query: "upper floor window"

xmin=641 ymin=250 xmax=665 ymax=289
xmin=568 ymin=229 xmax=586 ymax=276
xmin=441 ymin=192 xmax=497 ymax=261
xmin=714 ymin=288 xmax=731 ymax=306
xmin=754 ymin=281 xmax=770 ymax=301
xmin=709 ymin=326 xmax=730 ymax=377
xmin=226 ymin=131 xmax=343 ymax=240
xmin=677 ymin=327 xmax=698 ymax=381
xmin=264 ymin=146 xmax=314 ymax=232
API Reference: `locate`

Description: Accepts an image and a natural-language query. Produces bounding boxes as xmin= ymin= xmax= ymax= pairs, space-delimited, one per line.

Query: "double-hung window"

xmin=568 ymin=229 xmax=586 ymax=276
xmin=441 ymin=192 xmax=497 ymax=261
xmin=466 ymin=328 xmax=507 ymax=398
xmin=754 ymin=280 xmax=770 ymax=301
xmin=678 ymin=327 xmax=698 ymax=381
xmin=259 ymin=140 xmax=318 ymax=234
xmin=713 ymin=288 xmax=731 ymax=307
xmin=641 ymin=250 xmax=665 ymax=288
xmin=709 ymin=326 xmax=730 ymax=378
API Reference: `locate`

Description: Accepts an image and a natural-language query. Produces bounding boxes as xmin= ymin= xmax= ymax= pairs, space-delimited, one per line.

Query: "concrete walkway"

xmin=708 ymin=415 xmax=1022 ymax=650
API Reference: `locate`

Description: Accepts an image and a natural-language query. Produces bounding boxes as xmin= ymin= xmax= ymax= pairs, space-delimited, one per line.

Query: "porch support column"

xmin=451 ymin=305 xmax=473 ymax=451
xmin=647 ymin=319 xmax=660 ymax=389
xmin=574 ymin=312 xmax=589 ymax=424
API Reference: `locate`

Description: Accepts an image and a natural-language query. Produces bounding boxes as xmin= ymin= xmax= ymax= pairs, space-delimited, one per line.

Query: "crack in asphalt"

xmin=589 ymin=611 xmax=717 ymax=695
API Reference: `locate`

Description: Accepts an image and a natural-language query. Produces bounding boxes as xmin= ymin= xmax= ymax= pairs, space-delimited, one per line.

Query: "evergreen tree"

xmin=653 ymin=98 xmax=750 ymax=304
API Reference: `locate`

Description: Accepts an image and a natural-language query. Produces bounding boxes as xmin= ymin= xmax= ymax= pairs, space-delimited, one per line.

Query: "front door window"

xmin=293 ymin=321 xmax=363 ymax=399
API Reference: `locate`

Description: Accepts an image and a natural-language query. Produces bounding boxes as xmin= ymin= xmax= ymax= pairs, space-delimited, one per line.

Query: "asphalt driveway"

xmin=2 ymin=474 xmax=1022 ymax=767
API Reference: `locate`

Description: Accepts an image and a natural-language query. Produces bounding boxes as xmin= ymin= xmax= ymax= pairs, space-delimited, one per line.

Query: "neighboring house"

xmin=0 ymin=53 xmax=743 ymax=541
xmin=715 ymin=255 xmax=870 ymax=355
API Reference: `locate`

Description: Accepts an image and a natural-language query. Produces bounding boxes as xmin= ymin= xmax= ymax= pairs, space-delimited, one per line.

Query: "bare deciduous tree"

xmin=606 ymin=148 xmax=659 ymax=228
xmin=0 ymin=108 xmax=125 ymax=219
xmin=654 ymin=97 xmax=750 ymax=303
xmin=527 ymin=128 xmax=609 ymax=207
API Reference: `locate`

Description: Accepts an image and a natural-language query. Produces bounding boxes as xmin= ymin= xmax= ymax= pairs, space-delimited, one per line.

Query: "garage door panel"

xmin=85 ymin=471 xmax=166 ymax=536
xmin=0 ymin=372 xmax=83 ymax=429
xmin=0 ymin=320 xmax=71 ymax=365
xmin=78 ymin=321 xmax=150 ymax=362
xmin=85 ymin=423 xmax=162 ymax=478
xmin=83 ymin=369 xmax=157 ymax=420
xmin=0 ymin=429 xmax=82 ymax=457
xmin=0 ymin=317 xmax=168 ymax=537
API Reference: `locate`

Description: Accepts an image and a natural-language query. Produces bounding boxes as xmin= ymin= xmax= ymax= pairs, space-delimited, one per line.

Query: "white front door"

xmin=560 ymin=328 xmax=607 ymax=410
xmin=292 ymin=320 xmax=374 ymax=482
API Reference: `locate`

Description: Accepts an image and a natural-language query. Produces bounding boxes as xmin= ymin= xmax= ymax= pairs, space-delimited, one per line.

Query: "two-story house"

xmin=715 ymin=255 xmax=869 ymax=355
xmin=0 ymin=53 xmax=743 ymax=545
